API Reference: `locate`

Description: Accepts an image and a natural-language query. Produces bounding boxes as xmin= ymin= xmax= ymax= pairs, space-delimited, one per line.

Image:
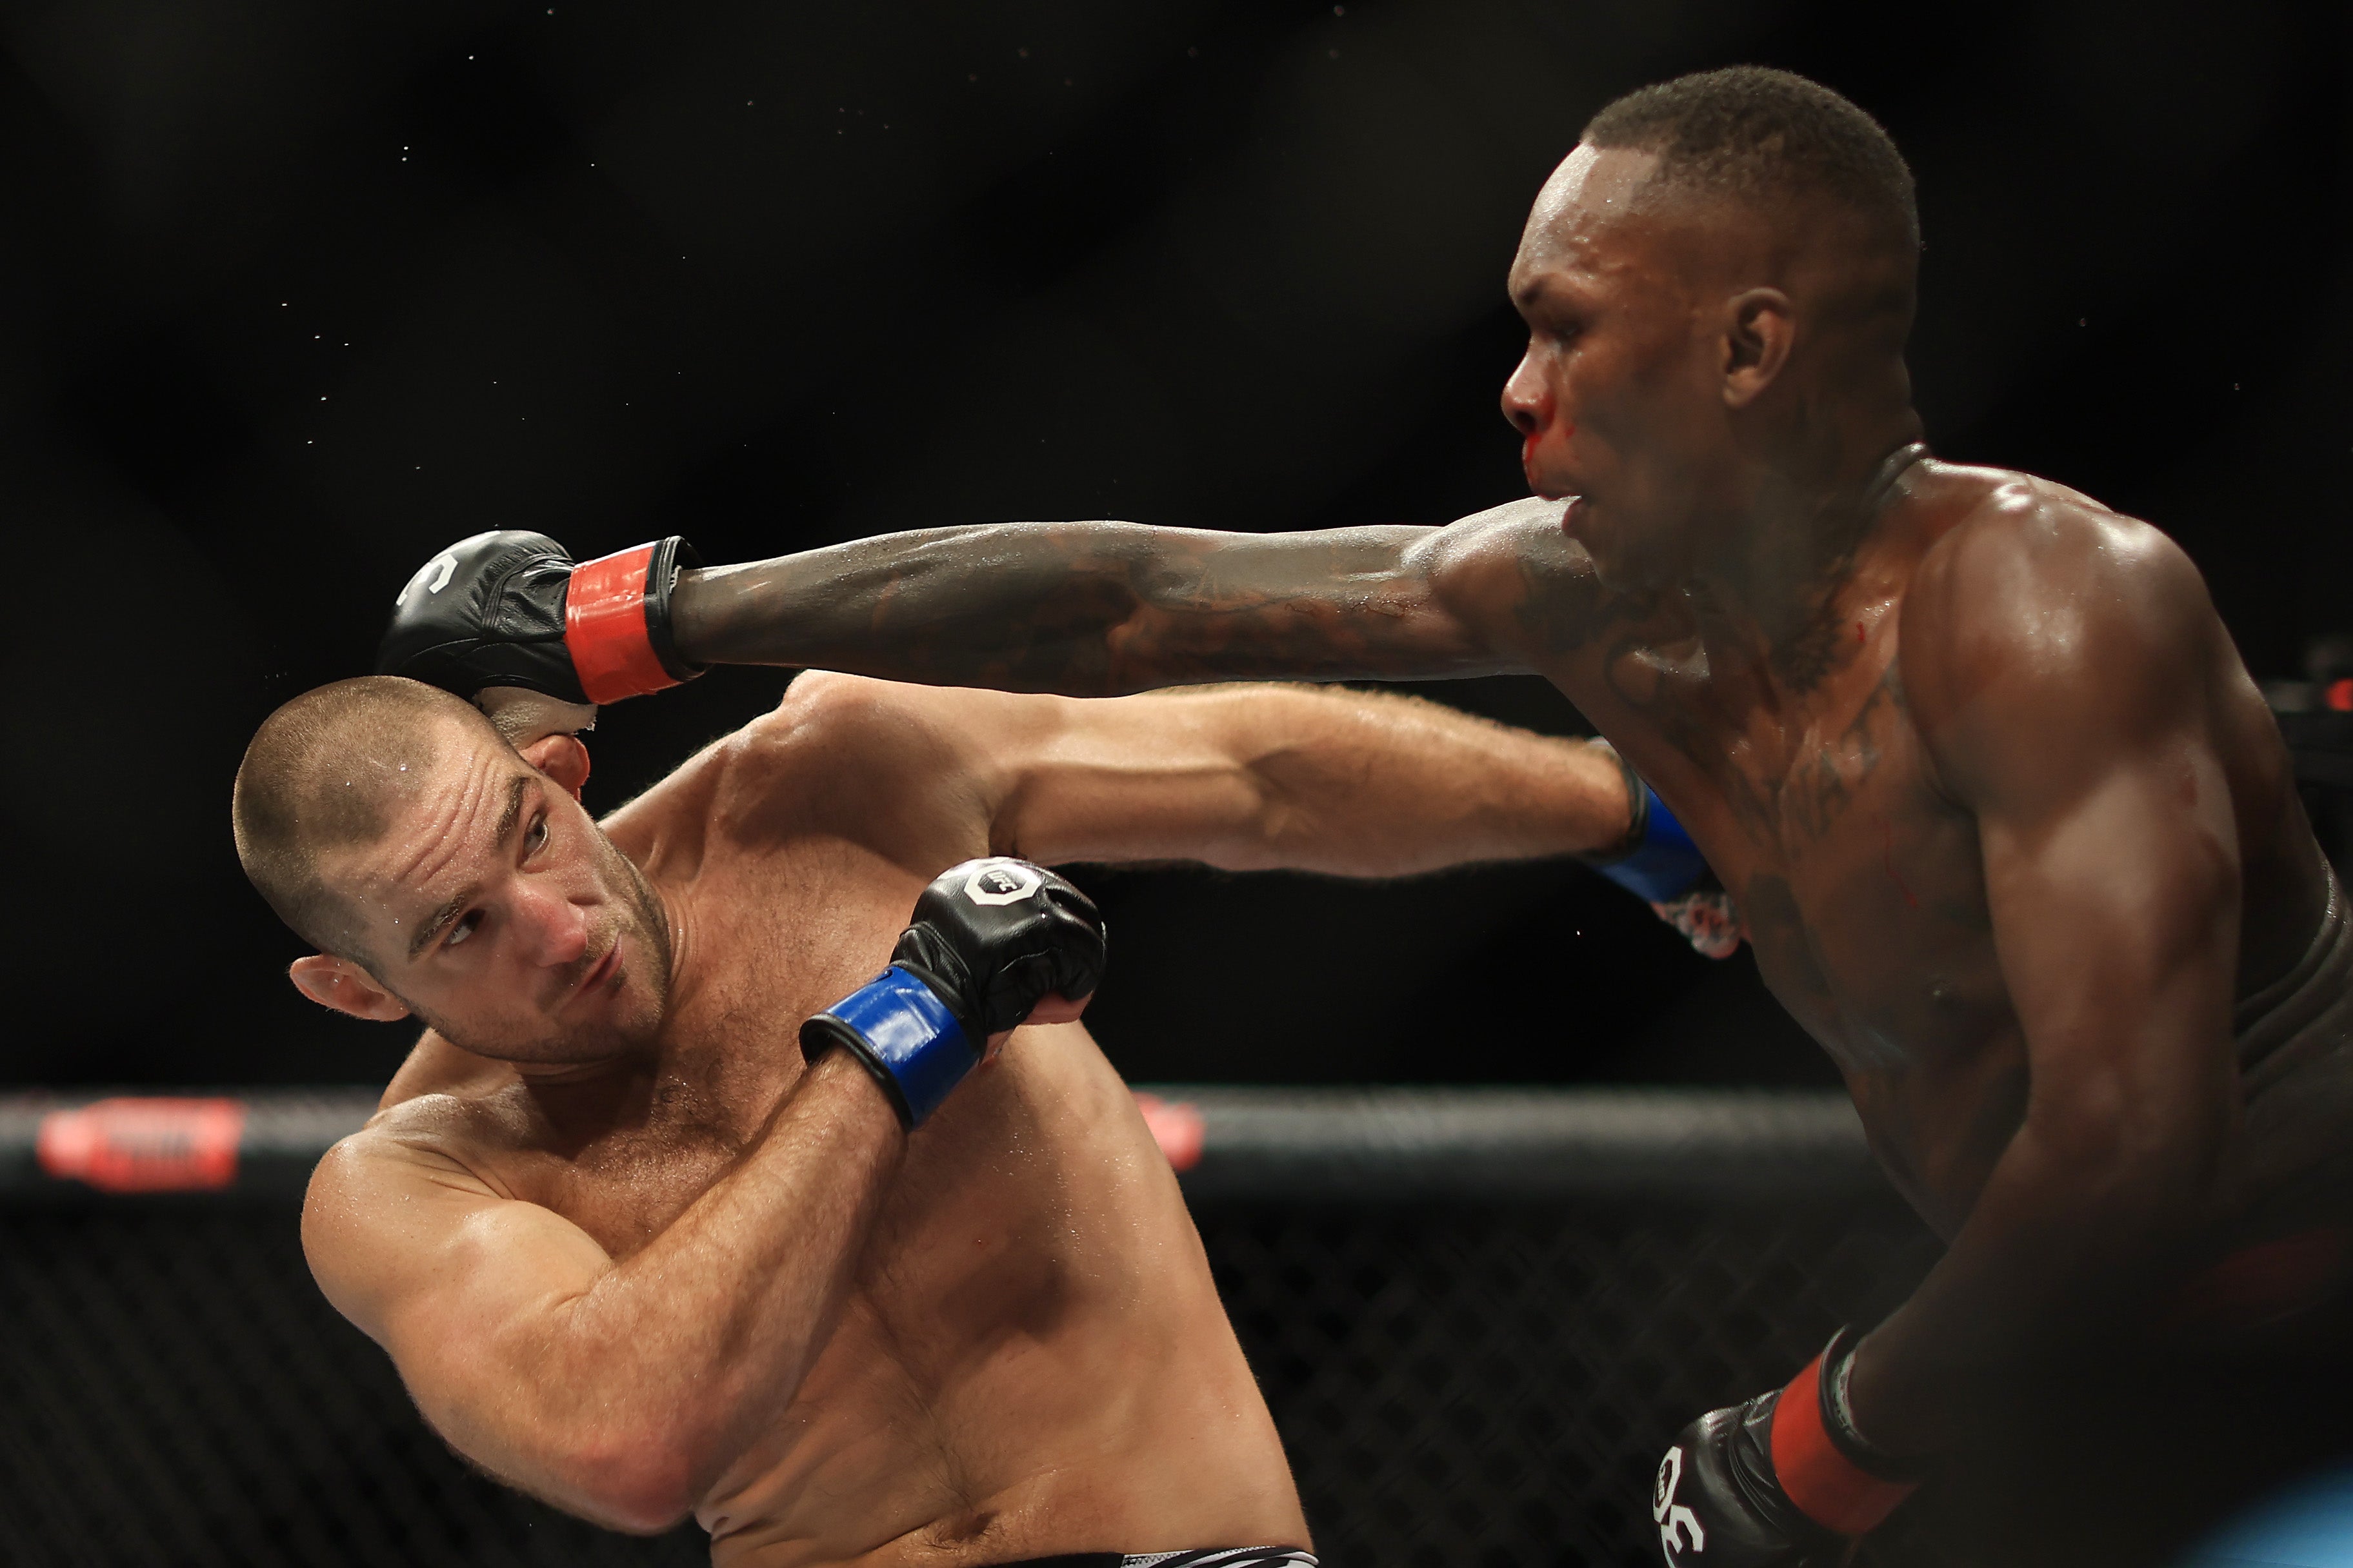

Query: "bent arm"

xmin=305 ymin=1053 xmax=903 ymax=1531
xmin=1849 ymin=515 xmax=2242 ymax=1454
xmin=670 ymin=504 xmax=1581 ymax=695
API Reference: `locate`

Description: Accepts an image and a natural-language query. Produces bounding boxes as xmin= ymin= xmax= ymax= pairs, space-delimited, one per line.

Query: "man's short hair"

xmin=232 ymin=677 xmax=499 ymax=960
xmin=1583 ymin=66 xmax=1919 ymax=251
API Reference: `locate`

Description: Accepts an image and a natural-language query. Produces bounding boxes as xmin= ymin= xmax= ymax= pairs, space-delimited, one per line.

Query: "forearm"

xmin=532 ymin=1053 xmax=903 ymax=1495
xmin=672 ymin=520 xmax=1500 ymax=695
xmin=1845 ymin=1109 xmax=2224 ymax=1455
xmin=1196 ymin=688 xmax=1632 ymax=877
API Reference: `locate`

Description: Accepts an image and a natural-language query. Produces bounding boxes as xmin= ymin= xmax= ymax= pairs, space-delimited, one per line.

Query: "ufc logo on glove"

xmin=1655 ymin=1444 xmax=1707 ymax=1561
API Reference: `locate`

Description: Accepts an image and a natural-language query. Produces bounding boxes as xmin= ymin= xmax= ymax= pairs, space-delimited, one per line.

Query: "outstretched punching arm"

xmin=671 ymin=520 xmax=1518 ymax=693
xmin=375 ymin=501 xmax=1607 ymax=711
xmin=770 ymin=672 xmax=1635 ymax=878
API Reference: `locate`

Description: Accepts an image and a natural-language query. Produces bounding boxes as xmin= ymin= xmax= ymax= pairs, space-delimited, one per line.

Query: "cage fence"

xmin=0 ymin=1089 xmax=1937 ymax=1568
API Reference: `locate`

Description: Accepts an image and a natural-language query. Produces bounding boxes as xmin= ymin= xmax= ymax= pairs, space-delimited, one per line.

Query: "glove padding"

xmin=1654 ymin=1330 xmax=1920 ymax=1567
xmin=1655 ymin=1392 xmax=1840 ymax=1567
xmin=377 ymin=530 xmax=701 ymax=708
xmin=892 ymin=858 xmax=1106 ymax=1037
xmin=800 ymin=859 xmax=1106 ymax=1127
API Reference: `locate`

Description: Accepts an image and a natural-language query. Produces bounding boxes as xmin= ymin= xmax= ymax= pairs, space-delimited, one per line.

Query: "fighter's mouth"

xmin=1519 ymin=435 xmax=1552 ymax=498
xmin=573 ymin=940 xmax=621 ymax=1002
xmin=1521 ymin=426 xmax=1578 ymax=502
xmin=1523 ymin=457 xmax=1577 ymax=505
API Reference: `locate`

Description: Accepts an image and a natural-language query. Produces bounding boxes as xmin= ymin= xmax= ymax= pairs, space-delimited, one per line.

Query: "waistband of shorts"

xmin=2236 ymin=857 xmax=2348 ymax=1066
xmin=992 ymin=1549 xmax=1317 ymax=1567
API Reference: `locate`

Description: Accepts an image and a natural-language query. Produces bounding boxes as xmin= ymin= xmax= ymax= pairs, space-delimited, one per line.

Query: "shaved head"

xmin=232 ymin=677 xmax=505 ymax=960
xmin=1501 ymin=69 xmax=1927 ymax=594
xmin=1583 ymin=66 xmax=1918 ymax=255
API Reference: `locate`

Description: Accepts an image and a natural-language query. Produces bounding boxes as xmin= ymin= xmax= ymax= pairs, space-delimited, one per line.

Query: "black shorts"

xmin=1003 ymin=1551 xmax=1317 ymax=1567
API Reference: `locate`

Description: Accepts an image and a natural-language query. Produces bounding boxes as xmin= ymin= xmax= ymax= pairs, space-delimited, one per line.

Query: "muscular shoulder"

xmin=335 ymin=1087 xmax=530 ymax=1191
xmin=600 ymin=673 xmax=959 ymax=835
xmin=1900 ymin=468 xmax=2221 ymax=790
xmin=732 ymin=672 xmax=986 ymax=798
xmin=302 ymin=1099 xmax=512 ymax=1318
xmin=722 ymin=671 xmax=1003 ymax=859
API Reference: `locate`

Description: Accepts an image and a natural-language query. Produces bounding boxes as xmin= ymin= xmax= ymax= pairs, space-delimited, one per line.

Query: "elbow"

xmin=551 ymin=1424 xmax=707 ymax=1534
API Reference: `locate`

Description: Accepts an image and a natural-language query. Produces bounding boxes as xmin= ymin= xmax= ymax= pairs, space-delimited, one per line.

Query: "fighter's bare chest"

xmin=497 ymin=847 xmax=937 ymax=1257
xmin=1597 ymin=650 xmax=2015 ymax=1080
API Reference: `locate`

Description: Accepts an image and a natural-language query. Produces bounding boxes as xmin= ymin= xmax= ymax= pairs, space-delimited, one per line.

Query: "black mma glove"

xmin=1653 ymin=1329 xmax=1921 ymax=1567
xmin=801 ymin=859 xmax=1107 ymax=1127
xmin=377 ymin=530 xmax=702 ymax=707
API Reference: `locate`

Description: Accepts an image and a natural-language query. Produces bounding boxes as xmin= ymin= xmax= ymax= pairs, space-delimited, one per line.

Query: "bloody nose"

xmin=1499 ymin=353 xmax=1547 ymax=435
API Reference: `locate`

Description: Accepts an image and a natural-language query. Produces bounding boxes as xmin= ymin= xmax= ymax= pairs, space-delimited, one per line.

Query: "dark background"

xmin=1 ymin=0 xmax=2343 ymax=1089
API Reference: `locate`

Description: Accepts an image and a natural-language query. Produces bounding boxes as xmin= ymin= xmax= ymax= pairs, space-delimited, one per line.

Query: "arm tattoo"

xmin=672 ymin=521 xmax=1511 ymax=695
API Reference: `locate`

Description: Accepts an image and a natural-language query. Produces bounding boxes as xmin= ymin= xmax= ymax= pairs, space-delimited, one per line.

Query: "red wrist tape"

xmin=1770 ymin=1353 xmax=1917 ymax=1536
xmin=565 ymin=543 xmax=682 ymax=704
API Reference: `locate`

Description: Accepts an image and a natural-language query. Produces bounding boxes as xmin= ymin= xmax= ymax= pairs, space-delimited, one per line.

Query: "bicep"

xmin=1916 ymin=514 xmax=2243 ymax=1134
xmin=986 ymin=683 xmax=1629 ymax=873
xmin=1979 ymin=748 xmax=2239 ymax=1100
xmin=975 ymin=690 xmax=1277 ymax=868
xmin=1108 ymin=518 xmax=1530 ymax=686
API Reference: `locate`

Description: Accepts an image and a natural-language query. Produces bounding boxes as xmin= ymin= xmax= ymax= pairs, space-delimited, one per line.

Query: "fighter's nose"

xmin=1499 ymin=352 xmax=1546 ymax=435
xmin=514 ymin=882 xmax=591 ymax=967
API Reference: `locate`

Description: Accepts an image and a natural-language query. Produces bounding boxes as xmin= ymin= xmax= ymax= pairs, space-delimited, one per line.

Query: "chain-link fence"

xmin=0 ymin=1089 xmax=1938 ymax=1568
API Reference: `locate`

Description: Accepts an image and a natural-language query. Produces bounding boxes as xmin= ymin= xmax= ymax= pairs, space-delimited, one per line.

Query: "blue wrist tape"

xmin=803 ymin=966 xmax=972 ymax=1127
xmin=1594 ymin=784 xmax=1709 ymax=904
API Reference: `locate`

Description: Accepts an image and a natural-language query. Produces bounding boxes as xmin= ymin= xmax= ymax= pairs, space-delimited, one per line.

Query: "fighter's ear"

xmin=289 ymin=955 xmax=412 ymax=1022
xmin=518 ymin=732 xmax=591 ymax=800
xmin=1721 ymin=287 xmax=1794 ymax=408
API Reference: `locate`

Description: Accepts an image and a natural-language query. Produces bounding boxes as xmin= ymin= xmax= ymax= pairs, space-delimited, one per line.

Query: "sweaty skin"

xmin=657 ymin=145 xmax=2338 ymax=1457
xmin=299 ymin=678 xmax=1632 ymax=1563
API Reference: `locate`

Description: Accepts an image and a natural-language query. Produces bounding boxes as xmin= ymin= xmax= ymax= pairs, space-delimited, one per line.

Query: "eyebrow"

xmin=1514 ymin=272 xmax=1587 ymax=312
xmin=405 ymin=775 xmax=536 ymax=960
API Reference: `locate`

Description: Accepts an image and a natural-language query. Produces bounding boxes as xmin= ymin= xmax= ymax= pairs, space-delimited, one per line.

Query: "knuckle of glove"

xmin=899 ymin=859 xmax=1106 ymax=1035
xmin=981 ymin=953 xmax=1061 ymax=1037
xmin=1656 ymin=1396 xmax=1835 ymax=1568
xmin=377 ymin=530 xmax=590 ymax=704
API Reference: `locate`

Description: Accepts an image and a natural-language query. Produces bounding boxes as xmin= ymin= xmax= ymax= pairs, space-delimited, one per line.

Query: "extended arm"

xmin=306 ymin=1053 xmax=903 ymax=1532
xmin=778 ymin=672 xmax=1638 ymax=878
xmin=374 ymin=504 xmax=1608 ymax=716
xmin=988 ymin=682 xmax=1638 ymax=874
xmin=672 ymin=519 xmax=1530 ymax=694
xmin=1850 ymin=511 xmax=2243 ymax=1454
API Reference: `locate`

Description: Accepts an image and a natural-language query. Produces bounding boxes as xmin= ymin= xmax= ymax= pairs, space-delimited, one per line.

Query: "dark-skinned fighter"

xmin=390 ymin=68 xmax=2353 ymax=1568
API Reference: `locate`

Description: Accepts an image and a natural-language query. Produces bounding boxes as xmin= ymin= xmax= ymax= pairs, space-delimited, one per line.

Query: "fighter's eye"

xmin=445 ymin=911 xmax=483 ymax=949
xmin=523 ymin=813 xmax=548 ymax=858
